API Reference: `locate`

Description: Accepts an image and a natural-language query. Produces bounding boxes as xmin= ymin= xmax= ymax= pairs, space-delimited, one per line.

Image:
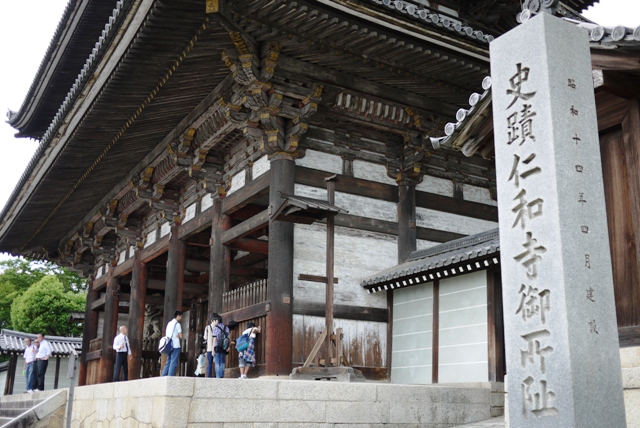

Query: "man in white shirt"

xmin=34 ymin=333 xmax=52 ymax=391
xmin=23 ymin=337 xmax=36 ymax=392
xmin=161 ymin=310 xmax=183 ymax=376
xmin=112 ymin=325 xmax=132 ymax=382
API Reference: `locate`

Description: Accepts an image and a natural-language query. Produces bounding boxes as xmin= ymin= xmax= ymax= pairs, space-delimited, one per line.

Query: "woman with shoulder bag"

xmin=238 ymin=322 xmax=260 ymax=379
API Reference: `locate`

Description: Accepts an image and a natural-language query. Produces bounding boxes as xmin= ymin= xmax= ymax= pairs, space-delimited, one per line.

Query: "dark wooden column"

xmin=79 ymin=283 xmax=100 ymax=386
xmin=3 ymin=354 xmax=17 ymax=395
xmin=487 ymin=267 xmax=505 ymax=382
xmin=128 ymin=250 xmax=148 ymax=380
xmin=266 ymin=157 xmax=295 ymax=375
xmin=99 ymin=272 xmax=119 ymax=383
xmin=53 ymin=356 xmax=61 ymax=389
xmin=163 ymin=224 xmax=186 ymax=328
xmin=209 ymin=198 xmax=231 ymax=318
xmin=397 ymin=182 xmax=417 ymax=264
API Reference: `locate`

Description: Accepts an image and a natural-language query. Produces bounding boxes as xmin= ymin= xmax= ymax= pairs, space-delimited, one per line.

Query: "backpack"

xmin=215 ymin=324 xmax=230 ymax=353
xmin=236 ymin=332 xmax=250 ymax=352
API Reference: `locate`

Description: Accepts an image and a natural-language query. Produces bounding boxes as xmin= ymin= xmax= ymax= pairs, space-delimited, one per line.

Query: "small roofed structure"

xmin=362 ymin=229 xmax=504 ymax=385
xmin=0 ymin=330 xmax=82 ymax=395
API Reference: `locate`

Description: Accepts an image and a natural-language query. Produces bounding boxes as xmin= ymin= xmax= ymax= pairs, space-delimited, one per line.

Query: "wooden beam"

xmin=278 ymin=55 xmax=457 ymax=117
xmin=296 ymin=166 xmax=498 ymax=222
xmin=228 ymin=238 xmax=269 ymax=254
xmin=594 ymin=70 xmax=640 ymax=100
xmin=298 ymin=274 xmax=338 ymax=284
xmin=147 ymin=279 xmax=205 ymax=296
xmin=222 ymin=210 xmax=269 ymax=244
xmin=220 ymin=301 xmax=270 ymax=324
xmin=85 ymin=350 xmax=101 ymax=362
xmin=619 ymin=326 xmax=640 ymax=348
xmin=112 ymin=257 xmax=134 ymax=278
xmin=293 ymin=300 xmax=387 ymax=323
xmin=595 ymin=91 xmax=631 ymax=132
xmin=222 ymin=170 xmax=270 ymax=214
xmin=140 ymin=234 xmax=171 ymax=263
xmin=179 ymin=207 xmax=214 ymax=240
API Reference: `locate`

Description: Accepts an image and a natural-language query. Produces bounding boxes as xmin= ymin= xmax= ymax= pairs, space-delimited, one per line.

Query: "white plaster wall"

xmin=201 ymin=194 xmax=213 ymax=212
xmin=464 ymin=184 xmax=497 ymax=206
xmin=296 ymin=149 xmax=342 ymax=174
xmin=353 ymin=160 xmax=397 ymax=185
xmin=293 ymin=223 xmax=394 ymax=309
xmin=227 ymin=170 xmax=245 ymax=196
xmin=416 ymin=207 xmax=498 ymax=236
xmin=252 ymin=155 xmax=269 ymax=178
xmin=416 ymin=239 xmax=440 ymax=251
xmin=392 ymin=281 xmax=434 ymax=385
xmin=438 ymin=270 xmax=488 ymax=383
xmin=416 ymin=175 xmax=454 ymax=197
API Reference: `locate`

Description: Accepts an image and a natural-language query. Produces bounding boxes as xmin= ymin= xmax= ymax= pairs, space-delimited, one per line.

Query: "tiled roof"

xmin=368 ymin=0 xmax=495 ymax=43
xmin=0 ymin=329 xmax=82 ymax=356
xmin=361 ymin=228 xmax=500 ymax=292
xmin=569 ymin=19 xmax=640 ymax=48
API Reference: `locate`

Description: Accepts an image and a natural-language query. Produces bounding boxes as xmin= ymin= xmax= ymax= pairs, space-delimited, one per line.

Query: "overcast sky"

xmin=0 ymin=0 xmax=638 ymax=215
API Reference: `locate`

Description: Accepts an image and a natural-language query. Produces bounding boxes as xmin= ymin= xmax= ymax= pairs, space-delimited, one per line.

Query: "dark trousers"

xmin=206 ymin=351 xmax=213 ymax=378
xmin=113 ymin=352 xmax=128 ymax=382
xmin=35 ymin=360 xmax=48 ymax=390
xmin=29 ymin=363 xmax=38 ymax=390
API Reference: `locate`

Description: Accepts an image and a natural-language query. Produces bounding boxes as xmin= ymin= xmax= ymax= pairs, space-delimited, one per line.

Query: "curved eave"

xmin=7 ymin=0 xmax=127 ymax=139
xmin=0 ymin=0 xmax=234 ymax=258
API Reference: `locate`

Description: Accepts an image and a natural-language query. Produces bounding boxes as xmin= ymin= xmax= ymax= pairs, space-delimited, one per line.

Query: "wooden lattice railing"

xmin=222 ymin=279 xmax=267 ymax=313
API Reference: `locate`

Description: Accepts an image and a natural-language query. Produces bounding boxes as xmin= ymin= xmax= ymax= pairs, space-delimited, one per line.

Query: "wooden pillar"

xmin=397 ymin=182 xmax=417 ymax=264
xmin=487 ymin=267 xmax=505 ymax=382
xmin=99 ymin=273 xmax=119 ymax=383
xmin=187 ymin=306 xmax=197 ymax=376
xmin=325 ymin=177 xmax=336 ymax=365
xmin=163 ymin=224 xmax=186 ymax=328
xmin=79 ymin=284 xmax=100 ymax=386
xmin=54 ymin=356 xmax=61 ymax=389
xmin=128 ymin=250 xmax=148 ymax=380
xmin=621 ymin=99 xmax=640 ymax=326
xmin=266 ymin=157 xmax=295 ymax=375
xmin=4 ymin=354 xmax=17 ymax=395
xmin=209 ymin=198 xmax=231 ymax=318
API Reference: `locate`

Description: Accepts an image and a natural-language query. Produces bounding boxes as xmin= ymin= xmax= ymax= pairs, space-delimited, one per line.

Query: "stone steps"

xmin=0 ymin=409 xmax=29 ymax=418
xmin=0 ymin=390 xmax=66 ymax=428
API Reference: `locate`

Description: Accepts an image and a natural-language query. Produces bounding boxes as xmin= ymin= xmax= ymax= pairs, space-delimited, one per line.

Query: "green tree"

xmin=10 ymin=275 xmax=86 ymax=336
xmin=0 ymin=257 xmax=87 ymax=330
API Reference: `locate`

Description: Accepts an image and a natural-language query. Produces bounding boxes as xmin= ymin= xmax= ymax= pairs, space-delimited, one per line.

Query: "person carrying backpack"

xmin=212 ymin=315 xmax=230 ymax=378
xmin=238 ymin=322 xmax=261 ymax=379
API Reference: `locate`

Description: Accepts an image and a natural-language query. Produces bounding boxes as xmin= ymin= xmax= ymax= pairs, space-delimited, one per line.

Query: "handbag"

xmin=158 ymin=320 xmax=178 ymax=355
xmin=236 ymin=332 xmax=250 ymax=352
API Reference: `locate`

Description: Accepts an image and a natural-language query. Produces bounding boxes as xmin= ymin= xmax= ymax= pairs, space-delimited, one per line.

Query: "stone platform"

xmin=67 ymin=378 xmax=504 ymax=427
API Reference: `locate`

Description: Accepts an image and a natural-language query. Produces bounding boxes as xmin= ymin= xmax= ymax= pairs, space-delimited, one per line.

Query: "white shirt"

xmin=35 ymin=339 xmax=52 ymax=360
xmin=204 ymin=324 xmax=215 ymax=352
xmin=195 ymin=354 xmax=206 ymax=375
xmin=113 ymin=333 xmax=131 ymax=355
xmin=242 ymin=327 xmax=257 ymax=339
xmin=166 ymin=319 xmax=182 ymax=348
xmin=23 ymin=344 xmax=36 ymax=364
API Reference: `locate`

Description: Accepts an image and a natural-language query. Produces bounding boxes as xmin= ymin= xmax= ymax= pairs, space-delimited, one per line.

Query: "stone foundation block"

xmin=326 ymin=401 xmax=389 ymax=424
xmin=277 ymin=380 xmax=377 ymax=402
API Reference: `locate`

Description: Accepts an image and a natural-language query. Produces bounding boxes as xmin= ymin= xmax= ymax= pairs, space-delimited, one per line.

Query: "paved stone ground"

xmin=454 ymin=416 xmax=505 ymax=427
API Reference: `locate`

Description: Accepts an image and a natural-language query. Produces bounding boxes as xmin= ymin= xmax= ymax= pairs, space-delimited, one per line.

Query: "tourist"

xmin=194 ymin=347 xmax=206 ymax=377
xmin=212 ymin=315 xmax=230 ymax=378
xmin=161 ymin=310 xmax=183 ymax=376
xmin=112 ymin=325 xmax=131 ymax=381
xmin=203 ymin=316 xmax=217 ymax=377
xmin=28 ymin=339 xmax=39 ymax=392
xmin=238 ymin=323 xmax=261 ymax=379
xmin=23 ymin=337 xmax=36 ymax=393
xmin=34 ymin=333 xmax=52 ymax=391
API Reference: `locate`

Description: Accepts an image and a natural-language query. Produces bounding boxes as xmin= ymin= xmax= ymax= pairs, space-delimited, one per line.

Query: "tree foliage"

xmin=0 ymin=257 xmax=87 ymax=330
xmin=11 ymin=275 xmax=86 ymax=336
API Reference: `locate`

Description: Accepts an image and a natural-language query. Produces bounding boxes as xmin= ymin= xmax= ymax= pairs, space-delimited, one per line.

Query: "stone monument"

xmin=490 ymin=12 xmax=626 ymax=427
